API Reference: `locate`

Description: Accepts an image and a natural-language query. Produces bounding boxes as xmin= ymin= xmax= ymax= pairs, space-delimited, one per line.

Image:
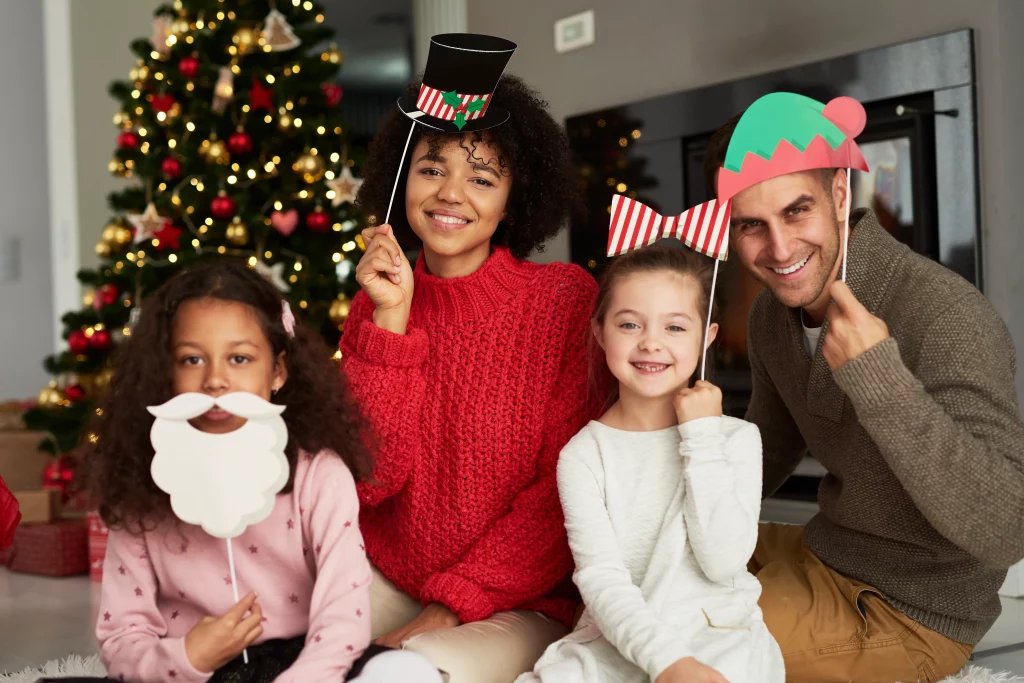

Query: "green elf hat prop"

xmin=383 ymin=33 xmax=516 ymax=224
xmin=605 ymin=91 xmax=870 ymax=381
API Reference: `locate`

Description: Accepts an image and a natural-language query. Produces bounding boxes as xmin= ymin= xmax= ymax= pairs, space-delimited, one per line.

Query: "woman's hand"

xmin=655 ymin=657 xmax=729 ymax=683
xmin=374 ymin=603 xmax=460 ymax=648
xmin=184 ymin=592 xmax=263 ymax=673
xmin=354 ymin=225 xmax=414 ymax=334
xmin=673 ymin=380 xmax=723 ymax=425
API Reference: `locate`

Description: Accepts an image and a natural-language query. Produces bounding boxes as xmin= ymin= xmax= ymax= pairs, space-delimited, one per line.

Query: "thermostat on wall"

xmin=555 ymin=10 xmax=594 ymax=54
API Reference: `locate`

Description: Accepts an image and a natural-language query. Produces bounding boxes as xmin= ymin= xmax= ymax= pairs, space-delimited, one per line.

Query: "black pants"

xmin=39 ymin=638 xmax=395 ymax=683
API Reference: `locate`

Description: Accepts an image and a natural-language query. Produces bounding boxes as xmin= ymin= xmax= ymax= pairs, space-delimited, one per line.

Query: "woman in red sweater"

xmin=339 ymin=41 xmax=598 ymax=683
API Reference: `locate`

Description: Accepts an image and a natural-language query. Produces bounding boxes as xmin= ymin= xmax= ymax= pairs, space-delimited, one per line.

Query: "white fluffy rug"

xmin=0 ymin=655 xmax=1019 ymax=683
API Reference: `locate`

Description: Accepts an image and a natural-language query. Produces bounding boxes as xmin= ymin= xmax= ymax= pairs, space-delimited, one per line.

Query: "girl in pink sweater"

xmin=83 ymin=262 xmax=441 ymax=683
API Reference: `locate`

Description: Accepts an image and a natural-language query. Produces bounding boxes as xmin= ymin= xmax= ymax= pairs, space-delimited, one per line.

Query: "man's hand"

xmin=184 ymin=592 xmax=263 ymax=673
xmin=822 ymin=280 xmax=890 ymax=370
xmin=374 ymin=603 xmax=460 ymax=648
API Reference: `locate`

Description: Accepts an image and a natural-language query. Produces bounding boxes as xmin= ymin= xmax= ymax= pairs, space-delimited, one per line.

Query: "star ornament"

xmin=327 ymin=166 xmax=363 ymax=207
xmin=128 ymin=203 xmax=168 ymax=244
xmin=250 ymin=77 xmax=274 ymax=111
xmin=253 ymin=259 xmax=291 ymax=292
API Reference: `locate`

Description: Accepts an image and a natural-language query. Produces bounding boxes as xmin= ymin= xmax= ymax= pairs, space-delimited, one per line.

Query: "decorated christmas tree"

xmin=24 ymin=0 xmax=367 ymax=460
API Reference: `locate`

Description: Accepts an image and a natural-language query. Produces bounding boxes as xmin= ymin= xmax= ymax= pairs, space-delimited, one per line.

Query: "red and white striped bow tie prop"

xmin=606 ymin=195 xmax=732 ymax=260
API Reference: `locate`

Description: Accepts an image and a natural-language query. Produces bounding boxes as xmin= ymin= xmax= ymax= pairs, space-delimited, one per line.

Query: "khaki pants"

xmin=750 ymin=523 xmax=973 ymax=683
xmin=369 ymin=566 xmax=566 ymax=683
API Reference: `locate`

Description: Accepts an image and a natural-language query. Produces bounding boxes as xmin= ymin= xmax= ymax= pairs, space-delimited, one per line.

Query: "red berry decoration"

xmin=306 ymin=208 xmax=331 ymax=233
xmin=178 ymin=55 xmax=200 ymax=79
xmin=228 ymin=130 xmax=254 ymax=155
xmin=210 ymin=192 xmax=237 ymax=220
xmin=65 ymin=384 xmax=86 ymax=403
xmin=68 ymin=330 xmax=89 ymax=355
xmin=98 ymin=284 xmax=120 ymax=307
xmin=117 ymin=131 xmax=138 ymax=149
xmin=151 ymin=93 xmax=176 ymax=113
xmin=161 ymin=157 xmax=181 ymax=179
xmin=321 ymin=83 xmax=344 ymax=107
xmin=90 ymin=329 xmax=112 ymax=351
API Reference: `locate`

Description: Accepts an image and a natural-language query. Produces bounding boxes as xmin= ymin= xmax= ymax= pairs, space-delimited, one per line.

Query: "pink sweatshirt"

xmin=96 ymin=451 xmax=372 ymax=683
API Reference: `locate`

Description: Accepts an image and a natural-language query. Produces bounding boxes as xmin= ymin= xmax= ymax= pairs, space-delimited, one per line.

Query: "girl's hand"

xmin=354 ymin=225 xmax=414 ymax=334
xmin=656 ymin=657 xmax=730 ymax=683
xmin=673 ymin=380 xmax=723 ymax=425
xmin=184 ymin=592 xmax=264 ymax=673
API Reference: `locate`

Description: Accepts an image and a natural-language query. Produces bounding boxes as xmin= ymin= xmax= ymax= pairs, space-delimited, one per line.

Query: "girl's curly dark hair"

xmin=83 ymin=260 xmax=372 ymax=533
xmin=356 ymin=73 xmax=581 ymax=259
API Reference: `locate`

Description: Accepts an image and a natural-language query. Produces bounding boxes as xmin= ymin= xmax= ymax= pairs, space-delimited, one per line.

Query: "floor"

xmin=0 ymin=568 xmax=1021 ymax=676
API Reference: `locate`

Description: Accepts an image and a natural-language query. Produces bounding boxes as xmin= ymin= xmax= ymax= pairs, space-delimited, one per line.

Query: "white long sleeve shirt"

xmin=522 ymin=416 xmax=784 ymax=683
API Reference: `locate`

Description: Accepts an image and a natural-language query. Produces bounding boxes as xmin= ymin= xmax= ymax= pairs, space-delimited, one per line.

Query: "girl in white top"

xmin=518 ymin=245 xmax=784 ymax=683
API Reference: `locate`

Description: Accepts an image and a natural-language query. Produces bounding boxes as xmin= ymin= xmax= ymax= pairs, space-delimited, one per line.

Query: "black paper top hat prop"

xmin=398 ymin=33 xmax=517 ymax=133
xmin=382 ymin=33 xmax=517 ymax=224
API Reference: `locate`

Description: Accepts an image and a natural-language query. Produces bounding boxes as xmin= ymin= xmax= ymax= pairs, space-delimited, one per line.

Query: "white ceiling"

xmin=322 ymin=0 xmax=412 ymax=90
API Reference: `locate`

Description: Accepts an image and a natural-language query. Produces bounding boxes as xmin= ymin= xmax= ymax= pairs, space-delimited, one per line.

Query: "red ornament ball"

xmin=90 ymin=329 xmax=112 ymax=351
xmin=179 ymin=55 xmax=200 ymax=79
xmin=68 ymin=330 xmax=89 ymax=355
xmin=228 ymin=130 xmax=254 ymax=155
xmin=97 ymin=284 xmax=120 ymax=308
xmin=321 ymin=83 xmax=344 ymax=107
xmin=306 ymin=208 xmax=331 ymax=233
xmin=117 ymin=131 xmax=138 ymax=149
xmin=42 ymin=455 xmax=78 ymax=503
xmin=161 ymin=157 xmax=181 ymax=179
xmin=210 ymin=193 xmax=237 ymax=220
xmin=65 ymin=384 xmax=86 ymax=403
xmin=151 ymin=93 xmax=176 ymax=113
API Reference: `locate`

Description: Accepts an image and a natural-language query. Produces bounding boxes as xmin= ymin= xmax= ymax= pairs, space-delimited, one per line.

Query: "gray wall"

xmin=71 ymin=0 xmax=161 ymax=272
xmin=469 ymin=0 xmax=1024 ymax=401
xmin=0 ymin=1 xmax=53 ymax=401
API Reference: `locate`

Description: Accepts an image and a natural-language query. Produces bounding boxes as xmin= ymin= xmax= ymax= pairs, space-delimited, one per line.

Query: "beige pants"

xmin=370 ymin=565 xmax=567 ymax=683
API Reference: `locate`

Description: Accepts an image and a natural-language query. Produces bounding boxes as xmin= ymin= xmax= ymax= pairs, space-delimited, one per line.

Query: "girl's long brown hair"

xmin=83 ymin=260 xmax=373 ymax=533
xmin=590 ymin=244 xmax=720 ymax=408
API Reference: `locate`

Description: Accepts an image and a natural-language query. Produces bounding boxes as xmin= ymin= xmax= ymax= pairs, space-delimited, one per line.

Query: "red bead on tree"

xmin=306 ymin=207 xmax=331 ymax=233
xmin=117 ymin=131 xmax=138 ymax=149
xmin=178 ymin=55 xmax=200 ymax=79
xmin=65 ymin=384 xmax=86 ymax=403
xmin=42 ymin=456 xmax=78 ymax=503
xmin=161 ymin=157 xmax=181 ymax=180
xmin=90 ymin=329 xmax=112 ymax=351
xmin=228 ymin=130 xmax=254 ymax=155
xmin=68 ymin=330 xmax=89 ymax=355
xmin=210 ymin=192 xmax=237 ymax=220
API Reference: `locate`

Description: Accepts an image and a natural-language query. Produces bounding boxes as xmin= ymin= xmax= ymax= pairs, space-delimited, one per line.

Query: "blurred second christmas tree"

xmin=24 ymin=0 xmax=369 ymax=455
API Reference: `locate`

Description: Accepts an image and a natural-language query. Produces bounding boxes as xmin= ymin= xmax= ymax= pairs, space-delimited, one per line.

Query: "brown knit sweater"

xmin=745 ymin=209 xmax=1024 ymax=645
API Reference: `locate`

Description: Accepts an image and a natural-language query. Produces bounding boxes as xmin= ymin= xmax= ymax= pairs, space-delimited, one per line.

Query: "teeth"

xmin=771 ymin=255 xmax=809 ymax=275
xmin=632 ymin=363 xmax=668 ymax=372
xmin=431 ymin=213 xmax=469 ymax=225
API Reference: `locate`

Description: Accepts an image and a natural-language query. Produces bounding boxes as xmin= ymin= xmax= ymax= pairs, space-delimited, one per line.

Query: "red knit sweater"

xmin=340 ymin=247 xmax=597 ymax=627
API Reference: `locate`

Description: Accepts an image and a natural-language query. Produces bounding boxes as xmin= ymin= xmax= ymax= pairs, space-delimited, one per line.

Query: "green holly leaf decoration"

xmin=454 ymin=112 xmax=467 ymax=130
xmin=466 ymin=99 xmax=486 ymax=113
xmin=442 ymin=90 xmax=463 ymax=108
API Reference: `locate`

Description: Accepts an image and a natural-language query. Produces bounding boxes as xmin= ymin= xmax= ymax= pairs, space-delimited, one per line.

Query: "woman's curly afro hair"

xmin=356 ymin=74 xmax=581 ymax=259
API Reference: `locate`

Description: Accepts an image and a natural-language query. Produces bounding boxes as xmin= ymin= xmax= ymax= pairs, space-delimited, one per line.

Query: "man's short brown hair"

xmin=702 ymin=113 xmax=836 ymax=198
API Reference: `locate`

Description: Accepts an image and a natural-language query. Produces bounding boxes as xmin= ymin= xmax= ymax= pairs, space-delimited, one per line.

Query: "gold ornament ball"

xmin=329 ymin=294 xmax=351 ymax=328
xmin=201 ymin=137 xmax=230 ymax=165
xmin=38 ymin=383 xmax=65 ymax=409
xmin=95 ymin=240 xmax=112 ymax=257
xmin=233 ymin=27 xmax=258 ymax=54
xmin=293 ymin=152 xmax=325 ymax=184
xmin=226 ymin=217 xmax=249 ymax=245
xmin=82 ymin=288 xmax=96 ymax=308
xmin=113 ymin=226 xmax=133 ymax=245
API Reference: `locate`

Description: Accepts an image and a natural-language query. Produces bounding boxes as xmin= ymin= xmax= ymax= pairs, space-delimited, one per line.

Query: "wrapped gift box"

xmin=13 ymin=489 xmax=59 ymax=524
xmin=87 ymin=511 xmax=110 ymax=582
xmin=2 ymin=519 xmax=88 ymax=577
xmin=0 ymin=431 xmax=53 ymax=491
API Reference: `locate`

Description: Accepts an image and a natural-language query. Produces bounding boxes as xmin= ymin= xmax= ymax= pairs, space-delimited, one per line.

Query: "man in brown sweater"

xmin=704 ymin=117 xmax=1024 ymax=682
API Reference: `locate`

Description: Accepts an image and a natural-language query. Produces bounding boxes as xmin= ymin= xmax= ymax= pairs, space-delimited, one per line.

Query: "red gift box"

xmin=2 ymin=519 xmax=88 ymax=577
xmin=87 ymin=511 xmax=109 ymax=582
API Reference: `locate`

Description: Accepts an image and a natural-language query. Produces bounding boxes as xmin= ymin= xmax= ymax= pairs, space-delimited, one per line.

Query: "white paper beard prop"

xmin=148 ymin=392 xmax=289 ymax=539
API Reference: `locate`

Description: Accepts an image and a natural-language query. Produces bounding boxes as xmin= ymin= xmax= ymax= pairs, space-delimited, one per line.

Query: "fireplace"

xmin=565 ymin=30 xmax=980 ymax=504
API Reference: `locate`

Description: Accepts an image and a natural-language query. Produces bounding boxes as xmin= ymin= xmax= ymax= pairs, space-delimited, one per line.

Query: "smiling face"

xmin=171 ymin=297 xmax=287 ymax=434
xmin=404 ymin=135 xmax=512 ymax=267
xmin=595 ymin=269 xmax=718 ymax=404
xmin=728 ymin=169 xmax=847 ymax=319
